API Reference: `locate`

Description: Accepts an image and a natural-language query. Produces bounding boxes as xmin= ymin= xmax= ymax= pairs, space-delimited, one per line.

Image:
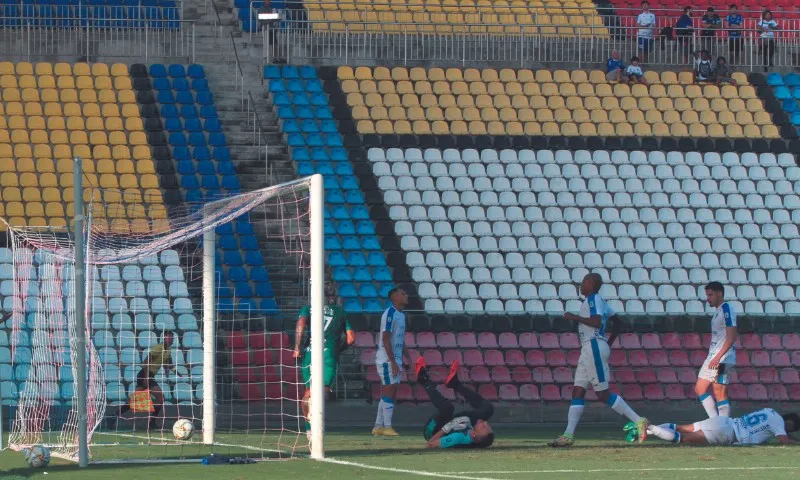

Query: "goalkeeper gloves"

xmin=441 ymin=416 xmax=472 ymax=434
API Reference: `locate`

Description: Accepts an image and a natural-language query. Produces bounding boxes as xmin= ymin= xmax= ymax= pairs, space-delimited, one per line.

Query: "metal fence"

xmin=0 ymin=18 xmax=195 ymax=62
xmin=263 ymin=20 xmax=800 ymax=70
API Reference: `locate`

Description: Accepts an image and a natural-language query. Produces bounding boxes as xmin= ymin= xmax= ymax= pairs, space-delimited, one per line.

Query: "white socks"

xmin=564 ymin=399 xmax=585 ymax=436
xmin=698 ymin=392 xmax=718 ymax=418
xmin=374 ymin=400 xmax=384 ymax=427
xmin=608 ymin=393 xmax=641 ymax=423
xmin=716 ymin=400 xmax=731 ymax=417
xmin=648 ymin=423 xmax=681 ymax=443
xmin=380 ymin=396 xmax=395 ymax=428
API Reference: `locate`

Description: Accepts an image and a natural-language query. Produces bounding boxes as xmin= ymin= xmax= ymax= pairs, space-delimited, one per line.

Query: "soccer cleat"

xmin=445 ymin=360 xmax=461 ymax=388
xmin=415 ymin=357 xmax=430 ymax=386
xmin=635 ymin=418 xmax=649 ymax=444
xmin=549 ymin=434 xmax=574 ymax=447
xmin=623 ymin=421 xmax=638 ymax=443
xmin=372 ymin=426 xmax=384 ymax=436
xmin=381 ymin=427 xmax=400 ymax=436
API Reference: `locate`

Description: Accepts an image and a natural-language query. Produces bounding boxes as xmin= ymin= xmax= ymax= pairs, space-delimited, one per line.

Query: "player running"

xmin=642 ymin=408 xmax=799 ymax=446
xmin=695 ymin=281 xmax=737 ymax=418
xmin=107 ymin=332 xmax=175 ymax=430
xmin=416 ymin=359 xmax=495 ymax=449
xmin=373 ymin=287 xmax=408 ymax=436
xmin=293 ymin=283 xmax=355 ymax=439
xmin=551 ymin=273 xmax=648 ymax=447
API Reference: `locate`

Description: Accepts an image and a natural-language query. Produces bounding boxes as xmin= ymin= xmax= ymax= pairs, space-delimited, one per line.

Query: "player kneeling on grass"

xmin=639 ymin=409 xmax=800 ymax=446
xmin=294 ymin=283 xmax=355 ymax=439
xmin=415 ymin=358 xmax=495 ymax=449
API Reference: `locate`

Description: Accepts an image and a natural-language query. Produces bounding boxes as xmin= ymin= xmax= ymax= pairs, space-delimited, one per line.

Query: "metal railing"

xmin=0 ymin=18 xmax=195 ymax=62
xmin=263 ymin=20 xmax=800 ymax=70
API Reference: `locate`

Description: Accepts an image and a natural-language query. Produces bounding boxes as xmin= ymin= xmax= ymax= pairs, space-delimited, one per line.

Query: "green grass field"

xmin=2 ymin=425 xmax=799 ymax=480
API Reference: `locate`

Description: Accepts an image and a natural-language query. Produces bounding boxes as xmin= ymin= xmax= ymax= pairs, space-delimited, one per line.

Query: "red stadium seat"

xmin=262 ymin=366 xmax=281 ymax=382
xmin=423 ymin=349 xmax=443 ymax=366
xmin=559 ymin=333 xmax=580 ymax=349
xmin=668 ymin=350 xmax=691 ymax=366
xmin=546 ymin=350 xmax=567 ymax=366
xmin=751 ymin=350 xmax=770 ymax=367
xmin=762 ymin=334 xmax=782 ymax=350
xmin=560 ymin=385 xmax=575 ymax=400
xmin=737 ymin=352 xmax=751 ymax=367
xmin=404 ymin=332 xmax=416 ymax=348
xmin=622 ymin=384 xmax=643 ymax=401
xmin=505 ymin=349 xmax=526 ymax=366
xmin=614 ymin=369 xmax=637 ymax=383
xmin=532 ymin=367 xmax=554 ymax=383
xmin=526 ymin=350 xmax=546 ymax=366
xmin=768 ymin=384 xmax=789 ymax=401
xmin=641 ymin=333 xmax=661 ymax=349
xmin=457 ymin=366 xmax=472 ymax=383
xmin=491 ymin=366 xmax=512 ymax=383
xmin=438 ymin=385 xmax=456 ymax=400
xmin=567 ymin=350 xmax=581 ymax=366
xmin=484 ymin=349 xmax=505 ymax=366
xmin=678 ymin=367 xmax=697 ymax=384
xmin=478 ymin=332 xmax=499 ymax=348
xmin=738 ymin=368 xmax=759 ymax=384
xmin=789 ymin=385 xmax=800 ymax=401
xmin=397 ymin=384 xmax=414 ymax=401
xmin=644 ymin=384 xmax=665 ymax=400
xmin=520 ymin=384 xmax=540 ymax=400
xmin=412 ymin=384 xmax=428 ymax=402
xmin=444 ymin=349 xmax=464 ymax=365
xmin=760 ymin=368 xmax=779 ymax=384
xmin=772 ymin=351 xmax=791 ymax=367
xmin=274 ymin=349 xmax=293 ymax=366
xmin=636 ymin=369 xmax=657 ymax=384
xmin=416 ymin=332 xmax=436 ymax=348
xmin=249 ymin=332 xmax=267 ymax=349
xmin=741 ymin=334 xmax=762 ymax=349
xmin=265 ymin=384 xmax=284 ymax=400
xmin=681 ymin=333 xmax=702 ymax=350
xmin=542 ymin=384 xmax=561 ymax=401
xmin=285 ymin=382 xmax=302 ymax=401
xmin=539 ymin=332 xmax=559 ymax=349
xmin=457 ymin=332 xmax=477 ymax=348
xmin=783 ymin=334 xmax=800 ymax=350
xmin=360 ymin=348 xmax=376 ymax=366
xmin=701 ymin=334 xmax=711 ymax=350
xmin=553 ymin=366 xmax=573 ymax=383
xmin=665 ymin=384 xmax=686 ymax=400
xmin=462 ymin=349 xmax=483 ymax=366
xmin=519 ymin=332 xmax=538 ymax=349
xmin=661 ymin=333 xmax=681 ymax=349
xmin=793 ymin=351 xmax=800 ymax=366
xmin=366 ymin=368 xmax=380 ymax=383
xmin=512 ymin=366 xmax=533 ymax=383
xmin=437 ymin=332 xmax=457 ymax=348
xmin=478 ymin=384 xmax=499 ymax=401
xmin=620 ymin=333 xmax=641 ymax=349
xmin=239 ymin=383 xmax=261 ymax=400
xmin=371 ymin=383 xmax=382 ymax=401
xmin=269 ymin=333 xmax=290 ymax=349
xmin=747 ymin=384 xmax=768 ymax=401
xmin=231 ymin=349 xmax=250 ymax=366
xmin=648 ymin=350 xmax=669 ymax=366
xmin=355 ymin=331 xmax=375 ymax=347
xmin=234 ymin=366 xmax=259 ymax=382
xmin=729 ymin=384 xmax=748 ymax=400
xmin=407 ymin=349 xmax=422 ymax=365
xmin=496 ymin=332 xmax=516 ymax=348
xmin=607 ymin=350 xmax=626 ymax=367
xmin=689 ymin=350 xmax=707 ymax=367
xmin=657 ymin=368 xmax=678 ymax=383
xmin=226 ymin=331 xmax=247 ymax=349
xmin=499 ymin=384 xmax=520 ymax=401
xmin=781 ymin=368 xmax=800 ymax=384
xmin=628 ymin=350 xmax=648 ymax=366
xmin=429 ymin=365 xmax=448 ymax=383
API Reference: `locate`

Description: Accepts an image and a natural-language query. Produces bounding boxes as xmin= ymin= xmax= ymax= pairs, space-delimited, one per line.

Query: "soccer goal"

xmin=1 ymin=170 xmax=326 ymax=464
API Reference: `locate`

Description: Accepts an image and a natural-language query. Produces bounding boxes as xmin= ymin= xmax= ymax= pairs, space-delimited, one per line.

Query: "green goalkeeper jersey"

xmin=298 ymin=304 xmax=351 ymax=352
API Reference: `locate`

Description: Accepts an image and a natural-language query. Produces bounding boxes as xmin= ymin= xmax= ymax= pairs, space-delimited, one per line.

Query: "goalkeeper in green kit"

xmin=293 ymin=284 xmax=355 ymax=439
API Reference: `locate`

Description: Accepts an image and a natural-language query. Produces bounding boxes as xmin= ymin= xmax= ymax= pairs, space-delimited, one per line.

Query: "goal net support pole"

xmin=309 ymin=174 xmax=325 ymax=460
xmin=74 ymin=157 xmax=89 ymax=468
xmin=202 ymin=222 xmax=216 ymax=445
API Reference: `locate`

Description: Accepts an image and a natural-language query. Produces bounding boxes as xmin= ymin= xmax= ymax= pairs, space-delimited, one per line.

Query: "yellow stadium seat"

xmin=3 ymin=88 xmax=20 ymax=101
xmin=669 ymin=123 xmax=688 ymax=136
xmin=558 ymin=122 xmax=576 ymax=136
xmin=590 ymin=109 xmax=609 ymax=123
xmin=487 ymin=121 xmax=505 ymax=135
xmin=390 ymin=67 xmax=409 ymax=82
xmin=660 ymin=71 xmax=678 ymax=85
xmin=429 ymin=121 xmax=448 ymax=135
xmin=401 ymin=94 xmax=419 ymax=107
xmin=109 ymin=131 xmax=129 ymax=145
xmin=707 ymin=124 xmax=725 ymax=137
xmin=575 ymin=123 xmax=595 ymax=136
xmin=627 ymin=110 xmax=644 ymax=124
xmin=447 ymin=121 xmax=466 ymax=135
xmin=652 ymin=123 xmax=669 ymax=136
xmin=743 ymin=124 xmax=761 ymax=138
xmin=30 ymin=130 xmax=48 ymax=145
xmin=76 ymin=76 xmax=94 ymax=89
xmin=746 ymin=98 xmax=763 ymax=112
xmin=369 ymin=106 xmax=388 ymax=121
xmin=22 ymin=88 xmax=39 ymax=103
xmin=735 ymin=111 xmax=754 ymax=125
xmin=612 ymin=84 xmax=630 ymax=97
xmin=57 ymin=76 xmax=75 ymax=89
xmin=739 ymin=86 xmax=756 ymax=99
xmin=587 ymin=70 xmax=606 ymax=84
xmin=673 ymin=98 xmax=692 ymax=112
xmin=383 ymin=93 xmax=401 ymax=107
xmin=482 ymin=69 xmax=499 ymax=83
xmin=0 ymin=75 xmax=17 ymax=88
xmin=689 ymin=123 xmax=707 ymax=137
xmin=463 ymin=68 xmax=481 ymax=83
xmin=518 ymin=108 xmax=535 ymax=122
xmin=693 ymin=98 xmax=710 ymax=111
xmin=551 ymin=70 xmax=569 ymax=84
xmin=642 ymin=71 xmax=659 ymax=85
xmin=731 ymin=72 xmax=747 ymax=86
xmin=27 ymin=202 xmax=45 ymax=217
xmin=663 ymin=110 xmax=681 ymax=125
xmin=391 ymin=120 xmax=410 ymax=134
xmin=676 ymin=72 xmax=693 ymax=84
xmin=594 ymin=122 xmax=612 ymax=136
xmin=354 ymin=67 xmax=372 ymax=81
xmin=649 ymin=85 xmax=666 ymax=99
xmin=0 ymin=62 xmax=14 ymax=74
xmin=614 ymin=123 xmax=632 ymax=136
xmin=608 ymin=109 xmax=626 ymax=124
xmin=43 ymin=188 xmax=60 ymax=202
xmin=467 ymin=121 xmax=486 ymax=135
xmin=505 ymin=122 xmax=523 ymax=135
xmin=754 ymin=111 xmax=772 ymax=125
xmin=388 ymin=106 xmax=407 ymax=120
xmin=397 ymin=80 xmax=415 ymax=95
xmin=762 ymin=125 xmax=779 ymax=138
xmin=552 ymin=108 xmax=570 ymax=122
xmin=487 ymin=81 xmax=504 ymax=96
xmin=619 ymin=97 xmax=637 ymax=112
xmin=113 ymin=76 xmax=132 ymax=90
xmin=681 ymin=111 xmax=699 ymax=124
xmin=664 ymin=85 xmax=684 ymax=99
xmin=699 ymin=111 xmax=717 ymax=125
xmin=407 ymin=106 xmax=425 ymax=121
xmin=372 ymin=67 xmax=390 ymax=82
xmin=541 ymin=122 xmax=559 ymax=136
xmin=594 ymin=84 xmax=614 ymax=98
xmin=547 ymin=96 xmax=566 ymax=110
xmin=717 ymin=111 xmax=735 ymax=125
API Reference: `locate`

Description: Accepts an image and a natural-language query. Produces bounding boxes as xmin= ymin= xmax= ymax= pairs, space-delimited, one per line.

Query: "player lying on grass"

xmin=639 ymin=408 xmax=800 ymax=445
xmin=415 ymin=358 xmax=495 ymax=449
xmin=294 ymin=283 xmax=355 ymax=439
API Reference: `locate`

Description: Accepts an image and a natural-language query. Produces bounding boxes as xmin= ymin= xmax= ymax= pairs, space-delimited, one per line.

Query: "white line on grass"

xmin=321 ymin=457 xmax=508 ymax=480
xmin=443 ymin=466 xmax=800 ymax=474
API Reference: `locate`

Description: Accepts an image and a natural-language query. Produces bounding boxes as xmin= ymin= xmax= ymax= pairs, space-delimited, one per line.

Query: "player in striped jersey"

xmin=373 ymin=287 xmax=409 ymax=436
xmin=644 ymin=409 xmax=799 ymax=446
xmin=695 ymin=282 xmax=737 ymax=418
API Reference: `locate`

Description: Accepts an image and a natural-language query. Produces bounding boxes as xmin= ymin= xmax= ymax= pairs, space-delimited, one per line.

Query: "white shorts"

xmin=692 ymin=416 xmax=736 ymax=445
xmin=698 ymin=359 xmax=735 ymax=385
xmin=574 ymin=338 xmax=611 ymax=391
xmin=377 ymin=362 xmax=402 ymax=386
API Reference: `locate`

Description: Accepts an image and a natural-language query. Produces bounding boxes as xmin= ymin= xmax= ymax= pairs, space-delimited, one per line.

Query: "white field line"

xmin=443 ymin=466 xmax=800 ymax=474
xmin=321 ymin=457 xmax=509 ymax=480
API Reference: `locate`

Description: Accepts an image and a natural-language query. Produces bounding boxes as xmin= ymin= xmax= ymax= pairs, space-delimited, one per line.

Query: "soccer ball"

xmin=173 ymin=418 xmax=194 ymax=440
xmin=25 ymin=445 xmax=51 ymax=468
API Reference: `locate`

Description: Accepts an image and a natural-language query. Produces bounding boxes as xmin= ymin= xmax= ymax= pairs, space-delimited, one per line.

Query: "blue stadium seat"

xmin=347 ymin=252 xmax=367 ymax=266
xmin=767 ymin=73 xmax=784 ymax=86
xmin=297 ymin=162 xmax=314 ymax=176
xmin=301 ymin=119 xmax=319 ymax=133
xmin=234 ymin=282 xmax=253 ymax=298
xmin=328 ymin=252 xmax=346 ymax=266
xmin=268 ymin=79 xmax=286 ymax=92
xmin=292 ymin=93 xmax=310 ymax=106
xmin=197 ymin=91 xmax=213 ymax=105
xmin=373 ymin=268 xmax=393 ymax=282
xmin=350 ymin=205 xmax=369 ymax=219
xmin=315 ymin=162 xmax=334 ymax=176
xmin=358 ymin=284 xmax=379 ymax=298
xmin=264 ymin=65 xmax=281 ymax=79
xmin=775 ymin=86 xmax=791 ymax=100
xmin=180 ymin=176 xmax=200 ymax=190
xmin=325 ymin=237 xmax=342 ymax=250
xmin=221 ymin=175 xmax=240 ymax=190
xmin=181 ymin=104 xmax=199 ymax=118
xmin=297 ymin=106 xmax=315 ymax=119
xmin=340 ymin=176 xmax=359 ymax=190
xmin=169 ymin=132 xmax=187 ymax=146
xmin=177 ymin=160 xmax=195 ymax=175
xmin=333 ymin=267 xmax=353 ymax=281
xmin=168 ymin=64 xmax=186 ymax=78
xmin=150 ymin=64 xmax=167 ymax=77
xmin=236 ymin=221 xmax=254 ymax=235
xmin=286 ymin=79 xmax=304 ymax=92
xmin=345 ymin=190 xmax=365 ymax=204
xmin=213 ymin=147 xmax=231 ymax=162
xmin=786 ymin=73 xmax=800 ymax=87
xmin=192 ymin=78 xmax=209 ymax=91
xmin=299 ymin=65 xmax=317 ymax=79
xmin=204 ymin=118 xmax=222 ymax=132
xmin=355 ymin=221 xmax=375 ymax=235
xmin=172 ymin=145 xmax=190 ymax=161
xmin=158 ymin=90 xmax=175 ymax=104
xmin=197 ymin=161 xmax=216 ymax=175
xmin=239 ymin=236 xmax=259 ymax=251
xmin=254 ymin=283 xmax=274 ymax=297
xmin=343 ymin=299 xmax=363 ymax=312
xmin=153 ymin=77 xmax=171 ymax=91
xmin=321 ymin=120 xmax=339 ymax=133
xmin=260 ymin=299 xmax=278 ymax=313
xmin=314 ymin=107 xmax=333 ymax=119
xmin=173 ymin=78 xmax=190 ymax=91
xmin=188 ymin=64 xmax=206 ymax=78
xmin=337 ymin=220 xmax=356 ymax=234
xmin=250 ymin=267 xmax=269 ymax=282
xmin=341 ymin=237 xmax=360 ymax=250
xmin=165 ymin=117 xmax=183 ymax=132
xmin=209 ymin=132 xmax=226 ymax=147
xmin=282 ymin=65 xmax=299 ymax=78
xmin=363 ymin=299 xmax=384 ymax=312
xmin=188 ymin=132 xmax=206 ymax=147
xmin=161 ymin=104 xmax=179 ymax=118
xmin=362 ymin=236 xmax=381 ymax=250
xmin=220 ymin=235 xmax=238 ymax=250
xmin=218 ymin=161 xmax=235 ymax=175
xmin=176 ymin=90 xmax=194 ymax=105
xmin=278 ymin=106 xmax=296 ymax=119
xmin=367 ymin=252 xmax=387 ymax=267
xmin=184 ymin=118 xmax=202 ymax=132
xmin=338 ymin=283 xmax=357 ymax=297
xmin=224 ymin=251 xmax=243 ymax=266
xmin=217 ymin=286 xmax=233 ymax=298
xmin=245 ymin=251 xmax=264 ymax=266
xmin=353 ymin=267 xmax=372 ymax=282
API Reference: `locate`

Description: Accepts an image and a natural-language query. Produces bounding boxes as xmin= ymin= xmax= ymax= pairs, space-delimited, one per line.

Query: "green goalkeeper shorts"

xmin=301 ymin=348 xmax=338 ymax=387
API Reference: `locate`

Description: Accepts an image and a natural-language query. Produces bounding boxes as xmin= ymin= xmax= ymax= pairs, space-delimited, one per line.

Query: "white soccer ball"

xmin=173 ymin=418 xmax=195 ymax=440
xmin=25 ymin=445 xmax=51 ymax=468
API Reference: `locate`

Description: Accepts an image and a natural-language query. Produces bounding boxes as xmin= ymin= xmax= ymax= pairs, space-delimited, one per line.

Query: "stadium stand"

xmin=771 ymin=72 xmax=800 ymax=136
xmin=0 ymin=0 xmax=180 ymax=28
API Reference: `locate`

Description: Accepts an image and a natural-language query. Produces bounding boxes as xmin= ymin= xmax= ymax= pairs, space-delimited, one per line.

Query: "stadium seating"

xmin=337 ymin=66 xmax=778 ymax=139
xmin=305 ymin=0 xmax=609 ymax=36
xmin=265 ymin=64 xmax=392 ymax=313
xmin=0 ymin=0 xmax=180 ymax=29
xmin=369 ymin=147 xmax=800 ymax=315
xmin=771 ymin=73 xmax=800 ymax=137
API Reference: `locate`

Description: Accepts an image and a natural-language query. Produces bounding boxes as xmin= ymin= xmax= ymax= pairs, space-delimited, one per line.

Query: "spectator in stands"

xmin=606 ymin=50 xmax=625 ymax=82
xmin=625 ymin=56 xmax=648 ymax=85
xmin=694 ymin=49 xmax=714 ymax=83
xmin=713 ymin=56 xmax=738 ymax=87
xmin=700 ymin=7 xmax=721 ymax=55
xmin=675 ymin=6 xmax=695 ymax=63
xmin=725 ymin=5 xmax=744 ymax=65
xmin=636 ymin=1 xmax=656 ymax=63
xmin=757 ymin=10 xmax=779 ymax=72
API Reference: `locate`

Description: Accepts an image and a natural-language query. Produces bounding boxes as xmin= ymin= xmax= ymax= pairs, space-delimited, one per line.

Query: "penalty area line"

xmin=320 ymin=457 xmax=509 ymax=480
xmin=443 ymin=466 xmax=800 ymax=474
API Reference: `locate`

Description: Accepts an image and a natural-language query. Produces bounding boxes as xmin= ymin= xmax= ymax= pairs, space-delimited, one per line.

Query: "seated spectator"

xmin=694 ymin=50 xmax=714 ymax=82
xmin=625 ymin=57 xmax=648 ymax=85
xmin=713 ymin=57 xmax=738 ymax=87
xmin=606 ymin=50 xmax=625 ymax=82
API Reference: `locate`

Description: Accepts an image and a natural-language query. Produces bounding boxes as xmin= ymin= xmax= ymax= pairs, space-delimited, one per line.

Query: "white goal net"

xmin=2 ymin=174 xmax=326 ymax=462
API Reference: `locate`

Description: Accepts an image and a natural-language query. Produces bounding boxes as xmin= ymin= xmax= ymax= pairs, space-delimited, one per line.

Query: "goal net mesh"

xmin=4 ymin=177 xmax=316 ymax=461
